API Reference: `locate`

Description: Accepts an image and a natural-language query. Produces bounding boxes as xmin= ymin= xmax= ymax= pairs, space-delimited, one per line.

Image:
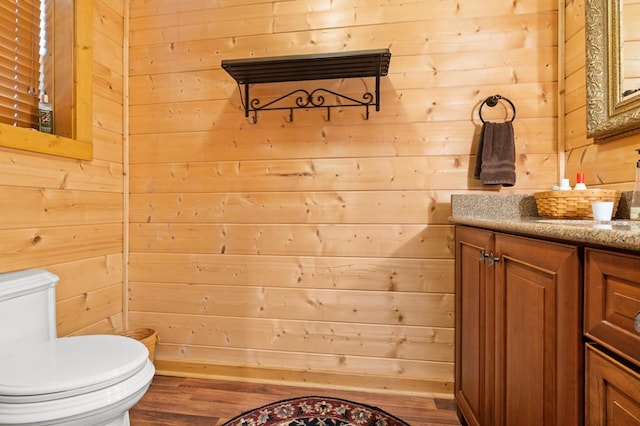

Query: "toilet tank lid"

xmin=0 ymin=269 xmax=59 ymax=302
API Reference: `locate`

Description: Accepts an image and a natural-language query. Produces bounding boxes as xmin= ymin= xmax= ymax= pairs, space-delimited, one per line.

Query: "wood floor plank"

xmin=129 ymin=410 xmax=216 ymax=426
xmin=129 ymin=375 xmax=461 ymax=425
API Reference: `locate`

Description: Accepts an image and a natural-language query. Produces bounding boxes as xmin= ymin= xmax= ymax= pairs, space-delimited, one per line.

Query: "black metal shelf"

xmin=221 ymin=49 xmax=391 ymax=122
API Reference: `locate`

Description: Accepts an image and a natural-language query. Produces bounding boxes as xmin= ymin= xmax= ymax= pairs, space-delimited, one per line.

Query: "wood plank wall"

xmin=0 ymin=0 xmax=126 ymax=336
xmin=564 ymin=0 xmax=640 ymax=187
xmin=0 ymin=0 xmax=637 ymax=399
xmin=127 ymin=0 xmax=559 ymax=395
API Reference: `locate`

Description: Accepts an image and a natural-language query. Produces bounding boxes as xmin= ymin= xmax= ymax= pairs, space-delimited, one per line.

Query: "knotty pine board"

xmin=147 ymin=342 xmax=455 ymax=386
xmin=128 ymin=282 xmax=454 ymax=329
xmin=128 ymin=119 xmax=557 ymax=164
xmin=93 ymin=61 xmax=125 ymax=105
xmin=51 ymin=254 xmax=125 ymax=336
xmin=0 ymin=187 xmax=122 ymax=229
xmin=93 ymin=0 xmax=125 ymax=50
xmin=50 ymin=253 xmax=123 ymax=301
xmin=129 ymin=191 xmax=454 ymax=224
xmin=0 ymin=150 xmax=123 ymax=192
xmin=93 ymin=34 xmax=123 ymax=88
xmin=94 ymin=94 xmax=125 ymax=135
xmin=129 ymin=223 xmax=454 ymax=259
xmin=564 ymin=106 xmax=589 ymax=151
xmin=92 ymin=126 xmax=125 ymax=164
xmin=129 ymin=156 xmax=556 ymax=193
xmin=564 ymin=67 xmax=586 ymax=115
xmin=56 ymin=283 xmax=123 ymax=336
xmin=128 ymin=253 xmax=454 ymax=294
xmin=128 ymin=314 xmax=454 ymax=368
xmin=129 ymin=22 xmax=556 ymax=74
xmin=128 ymin=0 xmax=556 ymax=18
xmin=128 ymin=10 xmax=557 ymax=53
xmin=128 ymin=50 xmax=556 ymax=103
xmin=0 ymin=224 xmax=123 ymax=273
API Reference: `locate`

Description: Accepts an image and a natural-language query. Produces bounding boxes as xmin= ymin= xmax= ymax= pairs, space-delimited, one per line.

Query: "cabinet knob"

xmin=635 ymin=312 xmax=640 ymax=334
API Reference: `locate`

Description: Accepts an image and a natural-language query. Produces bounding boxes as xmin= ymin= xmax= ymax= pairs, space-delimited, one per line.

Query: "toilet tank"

xmin=0 ymin=269 xmax=59 ymax=360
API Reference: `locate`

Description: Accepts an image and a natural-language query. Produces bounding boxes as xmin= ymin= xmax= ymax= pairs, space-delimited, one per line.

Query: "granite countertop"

xmin=449 ymin=193 xmax=640 ymax=252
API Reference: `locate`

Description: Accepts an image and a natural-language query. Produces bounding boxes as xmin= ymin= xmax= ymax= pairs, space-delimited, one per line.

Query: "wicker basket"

xmin=115 ymin=328 xmax=159 ymax=361
xmin=534 ymin=189 xmax=621 ymax=219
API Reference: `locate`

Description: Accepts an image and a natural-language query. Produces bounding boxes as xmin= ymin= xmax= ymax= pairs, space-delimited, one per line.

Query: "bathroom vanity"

xmin=450 ymin=194 xmax=640 ymax=426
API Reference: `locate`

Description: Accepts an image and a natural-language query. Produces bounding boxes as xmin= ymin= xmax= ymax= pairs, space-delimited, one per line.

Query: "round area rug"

xmin=222 ymin=396 xmax=411 ymax=426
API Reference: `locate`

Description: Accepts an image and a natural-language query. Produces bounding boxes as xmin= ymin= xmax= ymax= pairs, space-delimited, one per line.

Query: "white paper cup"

xmin=591 ymin=201 xmax=614 ymax=221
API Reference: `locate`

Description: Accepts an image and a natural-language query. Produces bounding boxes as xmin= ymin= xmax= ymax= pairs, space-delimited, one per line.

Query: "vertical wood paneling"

xmin=0 ymin=0 xmax=126 ymax=336
xmin=128 ymin=0 xmax=559 ymax=394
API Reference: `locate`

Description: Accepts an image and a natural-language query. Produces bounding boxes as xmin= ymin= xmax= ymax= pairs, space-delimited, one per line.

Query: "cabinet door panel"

xmin=585 ymin=248 xmax=640 ymax=366
xmin=455 ymin=226 xmax=494 ymax=426
xmin=586 ymin=344 xmax=640 ymax=426
xmin=502 ymin=260 xmax=551 ymax=425
xmin=494 ymin=234 xmax=582 ymax=426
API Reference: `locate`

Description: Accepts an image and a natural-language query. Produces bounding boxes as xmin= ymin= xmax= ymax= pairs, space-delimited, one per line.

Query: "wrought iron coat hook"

xmin=478 ymin=94 xmax=516 ymax=123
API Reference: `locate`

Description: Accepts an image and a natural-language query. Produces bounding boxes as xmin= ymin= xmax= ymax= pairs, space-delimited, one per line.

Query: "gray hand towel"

xmin=474 ymin=121 xmax=516 ymax=187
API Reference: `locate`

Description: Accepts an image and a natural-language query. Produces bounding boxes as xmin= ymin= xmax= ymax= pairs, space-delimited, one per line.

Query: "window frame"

xmin=0 ymin=0 xmax=92 ymax=160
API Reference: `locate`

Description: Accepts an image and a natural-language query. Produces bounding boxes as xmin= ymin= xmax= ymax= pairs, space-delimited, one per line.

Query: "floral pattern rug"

xmin=222 ymin=396 xmax=411 ymax=426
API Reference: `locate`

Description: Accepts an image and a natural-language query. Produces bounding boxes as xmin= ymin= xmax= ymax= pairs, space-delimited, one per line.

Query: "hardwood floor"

xmin=130 ymin=375 xmax=461 ymax=425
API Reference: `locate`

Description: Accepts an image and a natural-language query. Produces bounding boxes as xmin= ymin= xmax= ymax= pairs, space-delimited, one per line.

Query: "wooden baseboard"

xmin=153 ymin=359 xmax=454 ymax=398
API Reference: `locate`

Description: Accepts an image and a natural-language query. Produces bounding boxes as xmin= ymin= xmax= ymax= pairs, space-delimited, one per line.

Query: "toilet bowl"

xmin=0 ymin=269 xmax=155 ymax=425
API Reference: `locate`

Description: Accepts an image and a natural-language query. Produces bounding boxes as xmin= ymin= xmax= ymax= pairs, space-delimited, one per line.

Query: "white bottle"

xmin=558 ymin=178 xmax=572 ymax=190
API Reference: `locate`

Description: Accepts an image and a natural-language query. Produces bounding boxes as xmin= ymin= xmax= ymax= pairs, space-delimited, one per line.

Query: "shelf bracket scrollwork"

xmin=239 ymin=82 xmax=379 ymax=124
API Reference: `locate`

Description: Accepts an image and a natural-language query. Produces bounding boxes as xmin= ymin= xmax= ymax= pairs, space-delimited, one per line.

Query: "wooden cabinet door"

xmin=493 ymin=234 xmax=583 ymax=426
xmin=586 ymin=344 xmax=640 ymax=425
xmin=455 ymin=226 xmax=494 ymax=426
xmin=585 ymin=248 xmax=640 ymax=366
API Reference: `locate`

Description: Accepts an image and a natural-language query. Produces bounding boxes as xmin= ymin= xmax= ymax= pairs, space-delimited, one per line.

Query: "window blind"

xmin=0 ymin=0 xmax=41 ymax=128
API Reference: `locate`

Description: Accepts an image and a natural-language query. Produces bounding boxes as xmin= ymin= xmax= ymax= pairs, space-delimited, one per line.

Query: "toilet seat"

xmin=0 ymin=335 xmax=149 ymax=403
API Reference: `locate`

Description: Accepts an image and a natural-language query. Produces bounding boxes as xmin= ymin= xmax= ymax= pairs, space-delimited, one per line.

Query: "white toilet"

xmin=0 ymin=269 xmax=155 ymax=425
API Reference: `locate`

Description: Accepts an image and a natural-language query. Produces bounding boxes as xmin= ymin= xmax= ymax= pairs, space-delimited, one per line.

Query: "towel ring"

xmin=479 ymin=94 xmax=516 ymax=123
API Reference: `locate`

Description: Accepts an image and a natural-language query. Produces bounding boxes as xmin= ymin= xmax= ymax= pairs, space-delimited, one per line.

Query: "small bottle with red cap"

xmin=574 ymin=172 xmax=587 ymax=190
